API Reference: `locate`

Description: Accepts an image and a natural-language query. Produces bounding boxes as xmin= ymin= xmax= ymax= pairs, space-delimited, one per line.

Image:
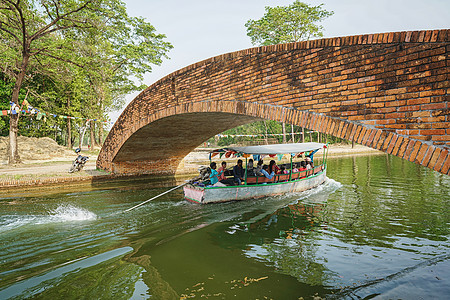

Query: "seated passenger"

xmin=298 ymin=161 xmax=308 ymax=178
xmin=292 ymin=162 xmax=300 ymax=173
xmin=209 ymin=162 xmax=226 ymax=186
xmin=277 ymin=166 xmax=288 ymax=174
xmin=261 ymin=165 xmax=275 ymax=179
xmin=218 ymin=161 xmax=234 ymax=185
xmin=269 ymin=160 xmax=280 ymax=174
xmin=233 ymin=159 xmax=245 ymax=185
xmin=255 ymin=159 xmax=264 ymax=175
xmin=305 ymin=156 xmax=313 ymax=169
xmin=299 ymin=161 xmax=307 ymax=172
xmin=247 ymin=159 xmax=255 ymax=176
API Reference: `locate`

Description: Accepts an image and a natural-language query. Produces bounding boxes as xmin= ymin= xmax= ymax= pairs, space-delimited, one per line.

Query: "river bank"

xmin=0 ymin=144 xmax=383 ymax=190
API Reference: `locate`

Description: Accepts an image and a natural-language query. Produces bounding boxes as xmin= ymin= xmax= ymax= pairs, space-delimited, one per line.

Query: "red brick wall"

xmin=98 ymin=29 xmax=449 ymax=176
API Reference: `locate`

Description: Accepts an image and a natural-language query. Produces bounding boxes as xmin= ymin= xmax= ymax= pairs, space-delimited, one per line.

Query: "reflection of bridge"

xmin=98 ymin=29 xmax=449 ymax=176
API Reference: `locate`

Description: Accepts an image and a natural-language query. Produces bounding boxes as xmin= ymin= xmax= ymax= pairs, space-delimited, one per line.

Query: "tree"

xmin=245 ymin=1 xmax=333 ymax=46
xmin=0 ymin=0 xmax=172 ymax=163
xmin=244 ymin=1 xmax=333 ymax=144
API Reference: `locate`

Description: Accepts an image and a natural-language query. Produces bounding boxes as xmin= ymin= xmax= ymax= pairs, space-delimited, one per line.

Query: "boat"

xmin=183 ymin=142 xmax=328 ymax=204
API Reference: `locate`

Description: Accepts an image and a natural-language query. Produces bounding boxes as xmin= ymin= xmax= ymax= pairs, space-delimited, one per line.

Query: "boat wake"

xmin=299 ymin=177 xmax=342 ymax=202
xmin=0 ymin=204 xmax=97 ymax=232
xmin=274 ymin=176 xmax=342 ymax=204
xmin=48 ymin=204 xmax=98 ymax=222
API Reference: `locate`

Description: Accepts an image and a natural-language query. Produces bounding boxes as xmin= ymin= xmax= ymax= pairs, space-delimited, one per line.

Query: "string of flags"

xmin=209 ymin=149 xmax=321 ymax=161
xmin=215 ymin=132 xmax=314 ymax=138
xmin=1 ymin=100 xmax=114 ymax=124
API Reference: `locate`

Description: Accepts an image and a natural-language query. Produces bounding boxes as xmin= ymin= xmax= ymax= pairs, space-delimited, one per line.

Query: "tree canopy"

xmin=245 ymin=1 xmax=334 ymax=46
xmin=0 ymin=0 xmax=172 ymax=163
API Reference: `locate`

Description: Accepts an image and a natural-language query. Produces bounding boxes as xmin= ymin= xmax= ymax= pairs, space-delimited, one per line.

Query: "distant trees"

xmin=237 ymin=1 xmax=333 ymax=145
xmin=245 ymin=1 xmax=334 ymax=46
xmin=0 ymin=0 xmax=172 ymax=163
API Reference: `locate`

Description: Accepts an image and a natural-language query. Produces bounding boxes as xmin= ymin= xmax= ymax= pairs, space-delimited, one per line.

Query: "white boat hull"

xmin=184 ymin=167 xmax=327 ymax=204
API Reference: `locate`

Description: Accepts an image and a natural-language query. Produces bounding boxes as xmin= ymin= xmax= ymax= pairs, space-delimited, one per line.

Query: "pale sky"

xmin=110 ymin=0 xmax=450 ymax=122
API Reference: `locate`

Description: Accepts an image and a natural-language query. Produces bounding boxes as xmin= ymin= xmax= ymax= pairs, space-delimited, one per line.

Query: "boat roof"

xmin=210 ymin=142 xmax=326 ymax=155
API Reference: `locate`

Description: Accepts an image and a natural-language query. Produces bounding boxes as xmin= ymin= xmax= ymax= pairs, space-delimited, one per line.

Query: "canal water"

xmin=0 ymin=154 xmax=448 ymax=299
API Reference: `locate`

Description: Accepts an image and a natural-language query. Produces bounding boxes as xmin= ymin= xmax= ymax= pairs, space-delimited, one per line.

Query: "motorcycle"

xmin=69 ymin=149 xmax=89 ymax=173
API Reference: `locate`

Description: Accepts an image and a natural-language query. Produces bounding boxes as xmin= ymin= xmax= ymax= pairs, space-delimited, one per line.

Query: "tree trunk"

xmin=79 ymin=120 xmax=89 ymax=149
xmin=94 ymin=122 xmax=100 ymax=147
xmin=263 ymin=121 xmax=269 ymax=145
xmin=282 ymin=122 xmax=286 ymax=143
xmin=301 ymin=127 xmax=305 ymax=143
xmin=291 ymin=124 xmax=294 ymax=143
xmin=67 ymin=117 xmax=72 ymax=149
xmin=67 ymin=98 xmax=72 ymax=149
xmin=98 ymin=122 xmax=103 ymax=146
xmin=90 ymin=121 xmax=95 ymax=149
xmin=8 ymin=115 xmax=20 ymax=164
xmin=8 ymin=54 xmax=30 ymax=164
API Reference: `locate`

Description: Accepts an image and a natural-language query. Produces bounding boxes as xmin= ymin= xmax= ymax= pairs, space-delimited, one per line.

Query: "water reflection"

xmin=242 ymin=201 xmax=334 ymax=287
xmin=0 ymin=154 xmax=448 ymax=299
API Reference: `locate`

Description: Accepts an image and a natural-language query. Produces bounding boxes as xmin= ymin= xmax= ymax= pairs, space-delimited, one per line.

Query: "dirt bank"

xmin=0 ymin=136 xmax=74 ymax=164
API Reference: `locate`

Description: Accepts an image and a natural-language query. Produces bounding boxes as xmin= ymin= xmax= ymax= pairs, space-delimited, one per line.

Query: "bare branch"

xmin=40 ymin=1 xmax=55 ymax=24
xmin=36 ymin=51 xmax=85 ymax=68
xmin=30 ymin=0 xmax=94 ymax=41
xmin=0 ymin=21 xmax=21 ymax=43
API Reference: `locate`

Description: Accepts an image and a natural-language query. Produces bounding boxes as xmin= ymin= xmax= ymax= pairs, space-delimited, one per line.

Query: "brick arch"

xmin=98 ymin=29 xmax=449 ymax=175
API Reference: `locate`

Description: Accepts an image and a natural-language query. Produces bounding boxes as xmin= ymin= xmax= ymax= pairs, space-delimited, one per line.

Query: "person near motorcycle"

xmin=69 ymin=148 xmax=89 ymax=173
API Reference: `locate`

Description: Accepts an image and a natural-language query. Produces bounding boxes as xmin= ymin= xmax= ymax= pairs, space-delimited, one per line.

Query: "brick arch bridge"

xmin=98 ymin=29 xmax=449 ymax=176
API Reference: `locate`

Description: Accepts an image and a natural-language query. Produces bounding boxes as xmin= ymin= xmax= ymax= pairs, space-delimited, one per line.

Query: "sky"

xmin=110 ymin=0 xmax=450 ymax=122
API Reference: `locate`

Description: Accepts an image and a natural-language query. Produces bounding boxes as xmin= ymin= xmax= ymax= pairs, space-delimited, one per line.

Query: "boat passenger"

xmin=299 ymin=161 xmax=307 ymax=172
xmin=209 ymin=162 xmax=226 ymax=187
xmin=306 ymin=156 xmax=313 ymax=168
xmin=255 ymin=159 xmax=264 ymax=175
xmin=292 ymin=162 xmax=300 ymax=173
xmin=233 ymin=159 xmax=245 ymax=185
xmin=299 ymin=161 xmax=308 ymax=178
xmin=305 ymin=157 xmax=312 ymax=170
xmin=247 ymin=159 xmax=255 ymax=176
xmin=277 ymin=166 xmax=288 ymax=174
xmin=261 ymin=165 xmax=275 ymax=179
xmin=218 ymin=161 xmax=234 ymax=186
xmin=269 ymin=160 xmax=280 ymax=174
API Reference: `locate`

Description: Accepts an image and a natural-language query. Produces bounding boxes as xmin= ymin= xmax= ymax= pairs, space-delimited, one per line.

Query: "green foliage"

xmin=0 ymin=0 xmax=173 ymax=145
xmin=245 ymin=1 xmax=334 ymax=46
xmin=208 ymin=120 xmax=347 ymax=147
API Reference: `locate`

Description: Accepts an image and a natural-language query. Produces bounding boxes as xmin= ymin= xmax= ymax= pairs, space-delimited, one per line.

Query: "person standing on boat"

xmin=233 ymin=159 xmax=245 ymax=185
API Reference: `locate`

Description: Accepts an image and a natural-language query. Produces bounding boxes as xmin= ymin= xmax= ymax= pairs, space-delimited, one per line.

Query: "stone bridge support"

xmin=98 ymin=29 xmax=449 ymax=176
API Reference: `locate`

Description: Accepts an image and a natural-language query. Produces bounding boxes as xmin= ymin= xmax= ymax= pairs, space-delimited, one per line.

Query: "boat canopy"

xmin=210 ymin=142 xmax=326 ymax=155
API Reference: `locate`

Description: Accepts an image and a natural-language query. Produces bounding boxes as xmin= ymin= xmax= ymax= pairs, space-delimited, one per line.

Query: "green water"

xmin=0 ymin=154 xmax=449 ymax=299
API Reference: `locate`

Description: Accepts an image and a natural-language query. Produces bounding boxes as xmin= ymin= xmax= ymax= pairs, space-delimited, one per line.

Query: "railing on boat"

xmin=244 ymin=164 xmax=325 ymax=185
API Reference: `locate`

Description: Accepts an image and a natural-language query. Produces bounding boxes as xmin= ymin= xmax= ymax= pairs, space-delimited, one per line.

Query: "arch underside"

xmin=111 ymin=112 xmax=261 ymax=174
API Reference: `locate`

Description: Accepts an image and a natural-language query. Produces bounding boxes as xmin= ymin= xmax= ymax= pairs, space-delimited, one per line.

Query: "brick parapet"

xmin=99 ymin=29 xmax=449 ymax=176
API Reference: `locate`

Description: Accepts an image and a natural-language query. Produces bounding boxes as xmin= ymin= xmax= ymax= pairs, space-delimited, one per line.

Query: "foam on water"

xmin=0 ymin=204 xmax=97 ymax=232
xmin=47 ymin=204 xmax=97 ymax=222
xmin=274 ymin=176 xmax=343 ymax=204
